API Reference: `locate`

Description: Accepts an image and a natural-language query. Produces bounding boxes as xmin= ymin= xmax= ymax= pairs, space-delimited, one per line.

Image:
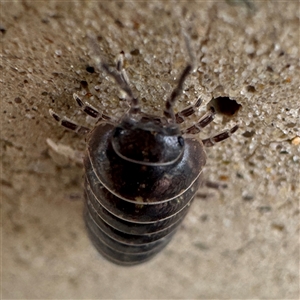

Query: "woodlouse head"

xmin=112 ymin=114 xmax=184 ymax=166
xmin=97 ymin=45 xmax=193 ymax=167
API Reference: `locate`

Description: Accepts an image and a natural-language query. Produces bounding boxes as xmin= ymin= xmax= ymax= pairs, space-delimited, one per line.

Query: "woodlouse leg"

xmin=46 ymin=138 xmax=84 ymax=165
xmin=204 ymin=180 xmax=228 ymax=189
xmin=202 ymin=124 xmax=239 ymax=147
xmin=73 ymin=93 xmax=100 ymax=118
xmin=49 ymin=109 xmax=91 ymax=135
xmin=175 ymin=97 xmax=203 ymax=124
xmin=182 ymin=108 xmax=216 ymax=134
xmin=73 ymin=93 xmax=112 ymax=122
xmin=196 ymin=180 xmax=228 ymax=200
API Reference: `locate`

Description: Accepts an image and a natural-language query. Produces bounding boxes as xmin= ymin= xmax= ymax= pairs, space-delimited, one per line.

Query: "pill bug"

xmin=49 ymin=43 xmax=238 ymax=266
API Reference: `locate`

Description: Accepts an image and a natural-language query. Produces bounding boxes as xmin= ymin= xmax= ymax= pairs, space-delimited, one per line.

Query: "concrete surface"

xmin=1 ymin=1 xmax=299 ymax=299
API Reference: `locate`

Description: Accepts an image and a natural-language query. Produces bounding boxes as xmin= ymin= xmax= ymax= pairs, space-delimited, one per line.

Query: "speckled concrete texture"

xmin=1 ymin=1 xmax=299 ymax=299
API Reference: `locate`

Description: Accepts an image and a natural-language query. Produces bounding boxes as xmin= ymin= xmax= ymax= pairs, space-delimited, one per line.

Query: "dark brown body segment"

xmin=84 ymin=122 xmax=206 ymax=265
xmin=49 ymin=40 xmax=239 ymax=265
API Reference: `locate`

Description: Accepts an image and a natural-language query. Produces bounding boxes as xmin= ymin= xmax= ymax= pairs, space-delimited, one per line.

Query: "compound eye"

xmin=178 ymin=136 xmax=184 ymax=147
xmin=113 ymin=127 xmax=123 ymax=138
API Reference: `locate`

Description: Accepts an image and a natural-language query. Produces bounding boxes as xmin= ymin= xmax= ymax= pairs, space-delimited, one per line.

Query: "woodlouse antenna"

xmin=164 ymin=65 xmax=192 ymax=121
xmin=101 ymin=63 xmax=140 ymax=115
xmin=183 ymin=31 xmax=196 ymax=71
xmin=164 ymin=33 xmax=195 ymax=122
xmin=88 ymin=37 xmax=140 ymax=115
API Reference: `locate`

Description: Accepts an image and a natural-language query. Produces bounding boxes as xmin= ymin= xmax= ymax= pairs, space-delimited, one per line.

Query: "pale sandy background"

xmin=1 ymin=1 xmax=299 ymax=299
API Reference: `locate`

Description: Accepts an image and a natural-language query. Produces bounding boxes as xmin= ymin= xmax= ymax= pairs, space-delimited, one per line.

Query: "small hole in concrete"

xmin=80 ymin=80 xmax=88 ymax=89
xmin=242 ymin=130 xmax=255 ymax=138
xmin=130 ymin=49 xmax=140 ymax=56
xmin=0 ymin=25 xmax=6 ymax=34
xmin=207 ymin=96 xmax=242 ymax=117
xmin=14 ymin=97 xmax=22 ymax=104
xmin=246 ymin=85 xmax=256 ymax=93
xmin=86 ymin=66 xmax=95 ymax=73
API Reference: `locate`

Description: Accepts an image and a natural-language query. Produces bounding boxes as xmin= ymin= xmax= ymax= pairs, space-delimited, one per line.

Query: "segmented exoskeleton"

xmin=49 ymin=39 xmax=238 ymax=265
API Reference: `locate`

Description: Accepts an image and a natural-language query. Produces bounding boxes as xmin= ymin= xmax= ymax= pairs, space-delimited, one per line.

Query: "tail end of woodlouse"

xmin=83 ymin=204 xmax=175 ymax=266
